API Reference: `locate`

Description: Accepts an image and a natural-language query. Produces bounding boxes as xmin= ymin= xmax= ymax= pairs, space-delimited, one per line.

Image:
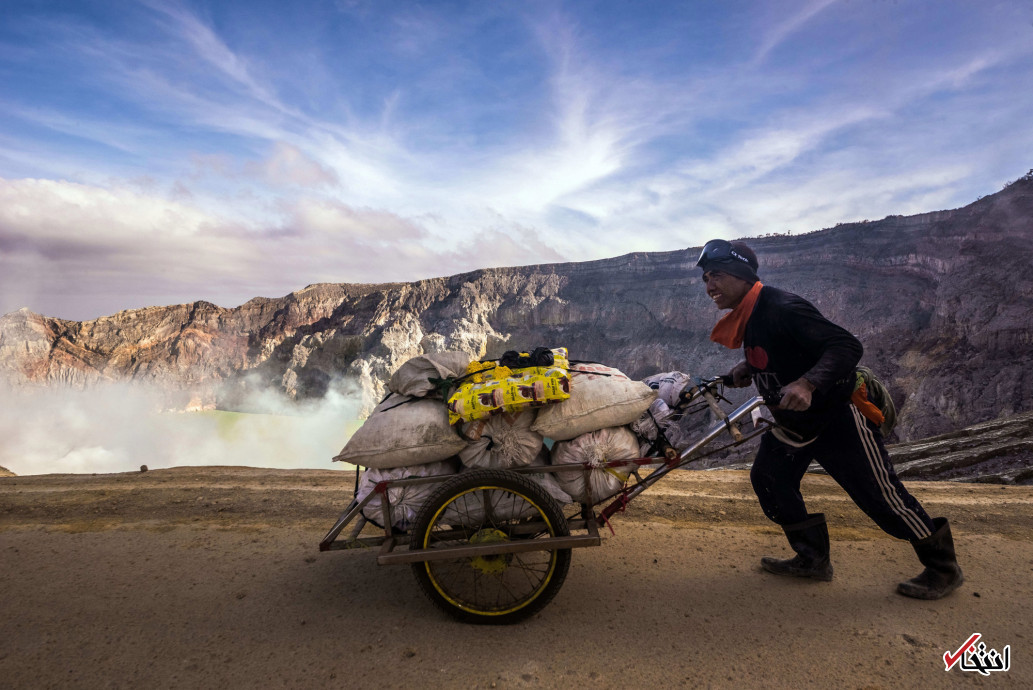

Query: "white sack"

xmin=458 ymin=410 xmax=543 ymax=469
xmin=631 ymin=397 xmax=677 ymax=442
xmin=532 ymin=363 xmax=657 ymax=441
xmin=527 ymin=446 xmax=574 ymax=506
xmin=333 ymin=394 xmax=466 ymax=468
xmin=632 ymin=397 xmax=694 ymax=448
xmin=357 ymin=460 xmax=459 ymax=530
xmin=551 ymin=426 xmax=640 ymax=504
xmin=633 ymin=372 xmax=702 ymax=455
xmin=388 ymin=351 xmax=473 ymax=398
xmin=642 ymin=371 xmax=693 ymax=407
xmin=441 ymin=454 xmax=573 ymax=527
xmin=441 ymin=469 xmax=539 ymax=525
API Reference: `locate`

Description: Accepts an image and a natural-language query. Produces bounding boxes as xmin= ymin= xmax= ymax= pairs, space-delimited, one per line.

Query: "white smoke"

xmin=0 ymin=380 xmax=363 ymax=476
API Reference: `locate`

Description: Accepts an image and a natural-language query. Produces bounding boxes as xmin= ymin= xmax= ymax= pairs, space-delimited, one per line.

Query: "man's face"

xmin=702 ymin=270 xmax=753 ymax=310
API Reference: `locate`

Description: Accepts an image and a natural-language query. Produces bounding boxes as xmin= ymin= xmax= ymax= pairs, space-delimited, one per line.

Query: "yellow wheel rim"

xmin=421 ymin=485 xmax=558 ymax=616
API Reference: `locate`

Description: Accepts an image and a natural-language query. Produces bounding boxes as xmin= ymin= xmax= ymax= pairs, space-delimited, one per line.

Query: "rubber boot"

xmin=897 ymin=517 xmax=964 ymax=600
xmin=761 ymin=513 xmax=834 ymax=581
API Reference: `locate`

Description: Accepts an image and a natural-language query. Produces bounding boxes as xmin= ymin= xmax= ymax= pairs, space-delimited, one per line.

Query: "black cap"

xmin=697 ymin=239 xmax=759 ymax=283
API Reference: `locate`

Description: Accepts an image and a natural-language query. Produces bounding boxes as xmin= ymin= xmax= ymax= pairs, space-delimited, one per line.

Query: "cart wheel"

xmin=409 ymin=468 xmax=571 ymax=625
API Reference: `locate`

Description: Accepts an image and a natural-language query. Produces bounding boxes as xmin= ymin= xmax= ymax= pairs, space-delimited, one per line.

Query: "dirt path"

xmin=2 ymin=467 xmax=1031 ymax=688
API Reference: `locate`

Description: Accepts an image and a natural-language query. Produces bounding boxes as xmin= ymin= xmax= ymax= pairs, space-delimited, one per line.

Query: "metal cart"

xmin=319 ymin=377 xmax=772 ymax=624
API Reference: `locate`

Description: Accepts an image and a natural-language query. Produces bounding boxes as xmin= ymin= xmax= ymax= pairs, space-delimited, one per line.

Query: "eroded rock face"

xmin=715 ymin=410 xmax=1033 ymax=484
xmin=890 ymin=411 xmax=1033 ymax=484
xmin=2 ymin=178 xmax=1032 ymax=441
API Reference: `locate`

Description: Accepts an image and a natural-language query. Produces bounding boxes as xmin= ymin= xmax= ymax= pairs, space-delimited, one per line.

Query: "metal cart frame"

xmin=319 ymin=378 xmax=773 ymax=623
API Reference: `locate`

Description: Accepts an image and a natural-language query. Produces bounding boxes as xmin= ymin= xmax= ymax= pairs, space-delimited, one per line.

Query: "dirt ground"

xmin=2 ymin=466 xmax=1031 ymax=688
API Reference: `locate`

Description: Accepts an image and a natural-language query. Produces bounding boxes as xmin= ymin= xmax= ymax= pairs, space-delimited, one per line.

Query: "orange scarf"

xmin=710 ymin=281 xmax=763 ymax=349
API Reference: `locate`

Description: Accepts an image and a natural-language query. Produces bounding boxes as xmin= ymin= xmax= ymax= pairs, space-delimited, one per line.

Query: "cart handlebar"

xmin=595 ymin=391 xmax=769 ymax=525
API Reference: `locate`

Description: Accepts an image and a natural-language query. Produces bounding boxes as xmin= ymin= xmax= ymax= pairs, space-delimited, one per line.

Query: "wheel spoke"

xmin=458 ymin=494 xmax=475 ymax=530
xmin=512 ymin=554 xmax=549 ymax=590
xmin=411 ymin=470 xmax=571 ymax=622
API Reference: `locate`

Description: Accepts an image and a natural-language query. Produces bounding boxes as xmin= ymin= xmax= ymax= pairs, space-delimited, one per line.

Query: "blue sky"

xmin=2 ymin=0 xmax=1031 ymax=320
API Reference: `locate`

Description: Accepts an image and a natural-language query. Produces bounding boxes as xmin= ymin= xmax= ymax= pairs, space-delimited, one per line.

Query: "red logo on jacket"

xmin=746 ymin=346 xmax=769 ymax=370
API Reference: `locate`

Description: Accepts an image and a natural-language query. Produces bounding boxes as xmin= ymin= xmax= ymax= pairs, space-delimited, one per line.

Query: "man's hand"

xmin=727 ymin=361 xmax=753 ymax=388
xmin=777 ymin=378 xmax=815 ymax=411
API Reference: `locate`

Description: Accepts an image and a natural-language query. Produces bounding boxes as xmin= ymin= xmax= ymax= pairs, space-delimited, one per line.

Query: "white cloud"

xmin=248 ymin=142 xmax=340 ymax=189
xmin=281 ymin=197 xmax=422 ymax=243
xmin=3 ymin=1 xmax=1033 ymax=318
xmin=752 ymin=0 xmax=840 ymax=65
xmin=0 ymin=176 xmax=570 ymax=318
xmin=443 ymin=11 xmax=689 ymax=227
xmin=0 ymin=177 xmax=214 ymax=244
xmin=143 ymin=0 xmax=294 ymax=116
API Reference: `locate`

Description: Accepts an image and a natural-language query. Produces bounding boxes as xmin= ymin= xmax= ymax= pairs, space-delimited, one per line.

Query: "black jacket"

xmin=744 ymin=286 xmax=863 ymax=441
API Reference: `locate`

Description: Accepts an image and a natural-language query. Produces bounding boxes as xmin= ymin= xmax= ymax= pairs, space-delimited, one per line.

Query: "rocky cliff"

xmin=891 ymin=410 xmax=1033 ymax=484
xmin=3 ymin=176 xmax=1032 ymax=444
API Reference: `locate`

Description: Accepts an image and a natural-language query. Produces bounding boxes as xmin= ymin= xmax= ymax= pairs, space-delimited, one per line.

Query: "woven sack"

xmin=333 ymin=394 xmax=465 ymax=468
xmin=531 ymin=363 xmax=656 ymax=441
xmin=550 ymin=426 xmax=640 ymax=504
xmin=357 ymin=460 xmax=459 ymax=530
xmin=458 ymin=410 xmax=543 ymax=469
xmin=387 ymin=351 xmax=473 ymax=398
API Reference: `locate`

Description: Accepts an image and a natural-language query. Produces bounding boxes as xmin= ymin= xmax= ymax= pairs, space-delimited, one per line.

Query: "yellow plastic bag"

xmin=447 ymin=348 xmax=571 ymax=424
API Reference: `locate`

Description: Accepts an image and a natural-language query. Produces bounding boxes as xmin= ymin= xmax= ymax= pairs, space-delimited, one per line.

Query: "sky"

xmin=2 ymin=0 xmax=1032 ymax=321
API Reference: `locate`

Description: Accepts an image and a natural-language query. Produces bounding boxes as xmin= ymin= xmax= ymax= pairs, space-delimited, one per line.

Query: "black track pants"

xmin=750 ymin=404 xmax=934 ymax=541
